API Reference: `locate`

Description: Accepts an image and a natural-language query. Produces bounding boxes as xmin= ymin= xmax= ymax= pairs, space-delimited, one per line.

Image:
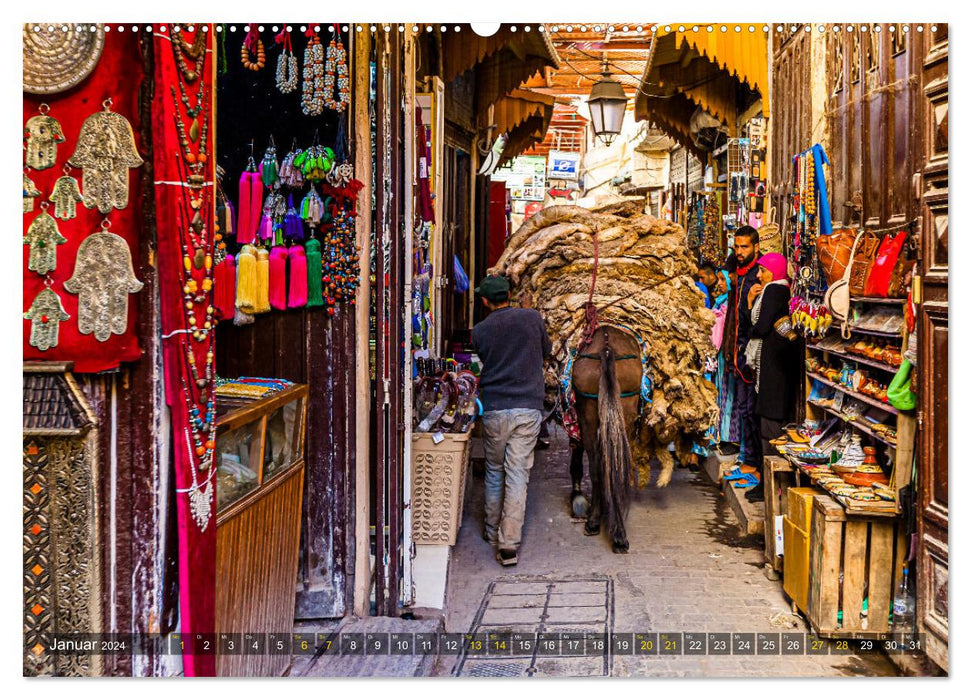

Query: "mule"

xmin=571 ymin=325 xmax=642 ymax=553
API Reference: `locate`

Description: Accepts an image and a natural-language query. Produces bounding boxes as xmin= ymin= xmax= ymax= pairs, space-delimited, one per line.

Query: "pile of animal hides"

xmin=490 ymin=201 xmax=719 ymax=486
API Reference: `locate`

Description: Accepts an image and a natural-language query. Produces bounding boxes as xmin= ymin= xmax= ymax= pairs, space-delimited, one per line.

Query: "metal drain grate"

xmin=454 ymin=575 xmax=614 ymax=677
xmin=462 ymin=661 xmax=530 ymax=677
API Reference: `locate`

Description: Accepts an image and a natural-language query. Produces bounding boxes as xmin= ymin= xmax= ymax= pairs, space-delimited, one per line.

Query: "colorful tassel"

xmin=268 ymin=246 xmax=289 ymax=310
xmin=237 ymin=172 xmax=263 ymax=244
xmin=288 ymin=245 xmax=308 ymax=308
xmin=258 ymin=210 xmax=273 ymax=241
xmin=254 ymin=247 xmax=271 ymax=313
xmin=214 ymin=254 xmax=236 ymax=320
xmin=261 ymin=146 xmax=279 ymax=187
xmin=235 ymin=244 xmax=259 ymax=314
xmin=284 ymin=194 xmax=304 ymax=241
xmin=305 ymin=238 xmax=324 ymax=308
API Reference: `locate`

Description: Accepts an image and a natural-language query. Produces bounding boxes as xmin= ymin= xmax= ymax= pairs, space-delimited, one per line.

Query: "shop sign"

xmin=548 ymin=150 xmax=580 ymax=180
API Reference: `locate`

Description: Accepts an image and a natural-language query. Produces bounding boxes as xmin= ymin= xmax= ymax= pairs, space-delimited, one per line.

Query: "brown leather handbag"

xmin=848 ymin=230 xmax=881 ymax=297
xmin=817 ymin=228 xmax=859 ymax=286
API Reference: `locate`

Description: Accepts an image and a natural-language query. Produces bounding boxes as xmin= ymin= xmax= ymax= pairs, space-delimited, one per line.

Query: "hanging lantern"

xmin=587 ymin=70 xmax=628 ymax=146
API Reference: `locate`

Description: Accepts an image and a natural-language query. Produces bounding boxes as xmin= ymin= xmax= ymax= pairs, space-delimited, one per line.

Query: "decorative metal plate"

xmin=23 ymin=24 xmax=105 ymax=95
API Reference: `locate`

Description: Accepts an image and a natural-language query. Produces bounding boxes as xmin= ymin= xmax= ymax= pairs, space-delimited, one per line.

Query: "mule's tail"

xmin=598 ymin=341 xmax=632 ymax=540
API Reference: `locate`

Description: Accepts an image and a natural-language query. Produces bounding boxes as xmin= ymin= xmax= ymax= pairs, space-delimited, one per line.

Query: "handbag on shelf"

xmin=865 ymin=230 xmax=909 ymax=298
xmin=817 ymin=227 xmax=859 ymax=286
xmin=848 ymin=230 xmax=881 ymax=297
xmin=823 ymin=230 xmax=863 ymax=338
xmin=758 ymin=208 xmax=783 ymax=255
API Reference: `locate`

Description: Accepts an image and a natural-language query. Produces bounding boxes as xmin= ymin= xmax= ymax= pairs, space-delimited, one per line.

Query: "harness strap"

xmin=577 ymin=353 xmax=639 ymax=361
xmin=575 ymin=389 xmax=640 ymax=399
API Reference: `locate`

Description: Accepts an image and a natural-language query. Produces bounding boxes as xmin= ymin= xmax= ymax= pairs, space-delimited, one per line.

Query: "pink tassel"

xmin=213 ymin=254 xmax=236 ymax=320
xmin=287 ymin=245 xmax=308 ymax=308
xmin=236 ymin=172 xmax=263 ymax=244
xmin=268 ymin=246 xmax=289 ymax=310
xmin=258 ymin=211 xmax=273 ymax=241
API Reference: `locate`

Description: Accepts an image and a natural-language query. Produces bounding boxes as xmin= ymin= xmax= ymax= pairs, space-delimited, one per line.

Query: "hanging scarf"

xmin=744 ymin=279 xmax=790 ymax=393
xmin=714 ymin=269 xmax=731 ymax=308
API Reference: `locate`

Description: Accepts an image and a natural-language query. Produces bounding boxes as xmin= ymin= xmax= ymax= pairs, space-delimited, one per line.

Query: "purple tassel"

xmin=258 ymin=212 xmax=273 ymax=241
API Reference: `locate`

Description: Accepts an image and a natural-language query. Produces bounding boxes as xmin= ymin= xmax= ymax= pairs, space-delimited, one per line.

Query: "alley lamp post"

xmin=587 ymin=69 xmax=628 ymax=146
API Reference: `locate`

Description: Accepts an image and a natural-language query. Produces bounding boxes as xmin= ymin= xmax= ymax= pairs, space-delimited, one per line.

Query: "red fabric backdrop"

xmin=23 ymin=32 xmax=145 ymax=372
xmin=152 ymin=26 xmax=217 ymax=677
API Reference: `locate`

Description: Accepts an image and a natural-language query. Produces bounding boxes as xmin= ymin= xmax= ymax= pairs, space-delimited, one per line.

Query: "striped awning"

xmin=634 ymin=27 xmax=767 ymax=156
xmin=493 ymin=90 xmax=556 ymax=165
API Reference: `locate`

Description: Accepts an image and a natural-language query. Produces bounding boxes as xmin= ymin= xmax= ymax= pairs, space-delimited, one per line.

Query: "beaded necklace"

xmin=241 ymin=25 xmax=266 ymax=71
xmin=301 ymin=31 xmax=325 ymax=116
xmin=274 ymin=28 xmax=298 ymax=94
xmin=323 ymin=26 xmax=349 ymax=113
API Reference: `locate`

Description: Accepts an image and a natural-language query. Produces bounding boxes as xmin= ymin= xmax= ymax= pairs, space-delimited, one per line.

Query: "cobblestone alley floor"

xmin=430 ymin=426 xmax=899 ymax=678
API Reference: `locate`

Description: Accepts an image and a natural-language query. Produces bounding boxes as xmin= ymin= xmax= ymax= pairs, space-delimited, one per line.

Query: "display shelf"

xmin=807 ymin=399 xmax=898 ymax=447
xmin=777 ymin=451 xmax=899 ymax=518
xmin=852 ymin=296 xmax=907 ymax=306
xmin=807 ymin=372 xmax=899 ymax=415
xmin=806 ymin=343 xmax=901 ymax=374
xmin=849 ymin=326 xmax=903 ymax=338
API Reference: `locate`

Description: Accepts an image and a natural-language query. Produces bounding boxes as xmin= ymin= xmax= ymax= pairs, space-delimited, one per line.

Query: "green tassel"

xmin=306 ymin=238 xmax=324 ymax=307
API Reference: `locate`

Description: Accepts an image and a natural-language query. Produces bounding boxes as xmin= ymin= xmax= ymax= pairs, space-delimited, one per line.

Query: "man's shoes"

xmin=497 ymin=549 xmax=518 ymax=567
xmin=535 ymin=439 xmax=551 ymax=451
xmin=744 ymin=483 xmax=765 ymax=502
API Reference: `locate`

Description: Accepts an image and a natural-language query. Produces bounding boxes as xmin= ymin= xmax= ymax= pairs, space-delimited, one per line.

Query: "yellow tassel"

xmin=254 ymin=247 xmax=270 ymax=313
xmin=235 ymin=244 xmax=258 ymax=314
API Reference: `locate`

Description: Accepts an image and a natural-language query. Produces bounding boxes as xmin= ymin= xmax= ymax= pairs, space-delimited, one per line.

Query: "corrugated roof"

xmin=23 ymin=371 xmax=93 ymax=435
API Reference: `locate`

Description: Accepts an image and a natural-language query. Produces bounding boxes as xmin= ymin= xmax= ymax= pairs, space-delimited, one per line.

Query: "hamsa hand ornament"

xmin=24 ymin=109 xmax=65 ymax=171
xmin=64 ymin=230 xmax=144 ymax=341
xmin=68 ymin=101 xmax=143 ymax=214
xmin=24 ymin=210 xmax=67 ymax=275
xmin=24 ymin=288 xmax=70 ymax=351
xmin=50 ymin=175 xmax=85 ymax=220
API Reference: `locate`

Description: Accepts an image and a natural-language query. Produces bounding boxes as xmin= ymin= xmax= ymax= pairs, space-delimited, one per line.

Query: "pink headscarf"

xmin=758 ymin=252 xmax=789 ymax=282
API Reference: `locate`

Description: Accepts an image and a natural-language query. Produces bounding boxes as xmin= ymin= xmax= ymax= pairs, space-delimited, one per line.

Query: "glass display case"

xmin=215 ymin=383 xmax=308 ymax=515
xmin=214 ymin=381 xmax=308 ymax=677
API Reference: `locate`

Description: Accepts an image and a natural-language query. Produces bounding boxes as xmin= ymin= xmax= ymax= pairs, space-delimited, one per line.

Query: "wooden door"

xmin=916 ymin=22 xmax=948 ymax=673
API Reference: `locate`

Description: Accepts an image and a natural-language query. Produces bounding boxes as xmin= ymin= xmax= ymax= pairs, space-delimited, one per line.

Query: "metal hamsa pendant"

xmin=24 ymin=113 xmax=65 ymax=171
xmin=24 ymin=288 xmax=70 ymax=351
xmin=24 ymin=211 xmax=67 ymax=275
xmin=68 ymin=103 xmax=144 ymax=214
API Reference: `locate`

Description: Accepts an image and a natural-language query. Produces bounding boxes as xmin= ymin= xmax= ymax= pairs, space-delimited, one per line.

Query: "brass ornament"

xmin=24 ymin=210 xmax=67 ymax=275
xmin=24 ymin=106 xmax=65 ymax=170
xmin=68 ymin=100 xmax=144 ymax=214
xmin=23 ymin=24 xmax=105 ymax=96
xmin=49 ymin=174 xmax=85 ymax=220
xmin=24 ymin=288 xmax=70 ymax=351
xmin=23 ymin=173 xmax=41 ymax=213
xmin=63 ymin=228 xmax=144 ymax=341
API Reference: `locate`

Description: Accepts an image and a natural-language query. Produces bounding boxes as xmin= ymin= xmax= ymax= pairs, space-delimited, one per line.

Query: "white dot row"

xmin=29 ymin=23 xmax=939 ymax=35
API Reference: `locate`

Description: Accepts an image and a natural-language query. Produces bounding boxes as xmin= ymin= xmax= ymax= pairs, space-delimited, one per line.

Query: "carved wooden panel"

xmin=23 ymin=437 xmax=101 ymax=677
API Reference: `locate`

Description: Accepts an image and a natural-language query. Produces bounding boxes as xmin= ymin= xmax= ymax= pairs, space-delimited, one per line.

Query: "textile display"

xmin=23 ymin=32 xmax=145 ymax=372
xmin=151 ymin=25 xmax=217 ymax=678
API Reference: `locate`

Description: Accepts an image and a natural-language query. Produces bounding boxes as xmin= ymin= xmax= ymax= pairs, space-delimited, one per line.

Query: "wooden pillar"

xmin=352 ymin=28 xmax=373 ymax=618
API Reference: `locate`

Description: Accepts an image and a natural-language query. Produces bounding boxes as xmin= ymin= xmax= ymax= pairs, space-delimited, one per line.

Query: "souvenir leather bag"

xmin=824 ymin=230 xmax=863 ymax=338
xmin=865 ymin=230 xmax=909 ymax=297
xmin=848 ymin=229 xmax=881 ymax=297
xmin=817 ymin=227 xmax=858 ymax=286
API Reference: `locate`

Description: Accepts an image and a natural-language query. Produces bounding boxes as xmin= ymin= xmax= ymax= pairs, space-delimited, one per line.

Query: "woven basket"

xmin=411 ymin=431 xmax=472 ymax=545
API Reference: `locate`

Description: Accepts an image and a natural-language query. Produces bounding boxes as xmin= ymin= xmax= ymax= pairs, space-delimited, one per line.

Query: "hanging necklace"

xmin=172 ymin=24 xmax=206 ymax=82
xmin=323 ymin=26 xmax=349 ymax=113
xmin=301 ymin=31 xmax=324 ymax=116
xmin=241 ymin=25 xmax=266 ymax=71
xmin=274 ymin=28 xmax=298 ymax=94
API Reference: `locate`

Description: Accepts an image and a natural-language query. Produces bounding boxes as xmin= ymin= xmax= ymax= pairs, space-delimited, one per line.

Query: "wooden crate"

xmin=764 ymin=456 xmax=795 ymax=572
xmin=783 ymin=516 xmax=811 ymax=614
xmin=808 ymin=494 xmax=908 ymax=639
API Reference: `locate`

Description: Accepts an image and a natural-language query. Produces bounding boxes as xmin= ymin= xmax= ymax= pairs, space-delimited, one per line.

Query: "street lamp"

xmin=587 ymin=69 xmax=628 ymax=146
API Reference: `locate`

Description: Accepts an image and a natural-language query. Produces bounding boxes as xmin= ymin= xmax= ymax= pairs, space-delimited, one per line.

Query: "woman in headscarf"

xmin=741 ymin=252 xmax=799 ymax=502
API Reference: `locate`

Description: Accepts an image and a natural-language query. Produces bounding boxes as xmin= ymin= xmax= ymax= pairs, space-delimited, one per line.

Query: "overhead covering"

xmin=488 ymin=89 xmax=556 ymax=164
xmin=634 ymin=28 xmax=766 ymax=158
xmin=441 ymin=26 xmax=560 ymax=112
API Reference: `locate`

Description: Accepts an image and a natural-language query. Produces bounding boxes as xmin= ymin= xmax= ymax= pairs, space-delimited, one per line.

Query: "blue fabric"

xmin=811 ymin=144 xmax=833 ymax=237
xmin=695 ymin=280 xmax=712 ymax=308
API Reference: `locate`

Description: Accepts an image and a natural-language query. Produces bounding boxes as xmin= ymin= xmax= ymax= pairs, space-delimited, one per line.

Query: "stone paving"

xmin=430 ymin=426 xmax=899 ymax=678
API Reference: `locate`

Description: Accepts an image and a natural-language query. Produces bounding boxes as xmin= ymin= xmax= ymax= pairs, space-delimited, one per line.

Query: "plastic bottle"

xmin=892 ymin=566 xmax=915 ymax=632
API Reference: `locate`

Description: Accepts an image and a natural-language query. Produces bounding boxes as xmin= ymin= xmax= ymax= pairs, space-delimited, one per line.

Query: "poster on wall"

xmin=548 ymin=150 xmax=580 ymax=180
xmin=494 ymin=155 xmax=546 ymax=201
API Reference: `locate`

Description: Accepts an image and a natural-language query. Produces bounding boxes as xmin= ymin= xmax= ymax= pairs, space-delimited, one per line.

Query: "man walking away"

xmin=472 ymin=275 xmax=552 ymax=566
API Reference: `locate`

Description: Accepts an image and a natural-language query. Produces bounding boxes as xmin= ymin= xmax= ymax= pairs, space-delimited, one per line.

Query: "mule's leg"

xmin=569 ymin=442 xmax=589 ymax=518
xmin=581 ymin=425 xmax=603 ymax=536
